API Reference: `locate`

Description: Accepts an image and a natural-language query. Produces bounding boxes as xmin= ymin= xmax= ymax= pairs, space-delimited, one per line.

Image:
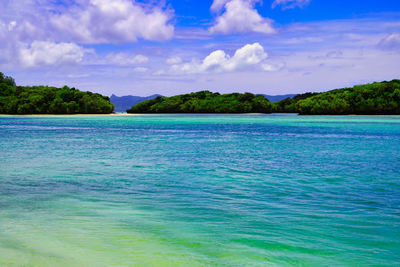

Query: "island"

xmin=2 ymin=71 xmax=399 ymax=115
xmin=127 ymin=91 xmax=274 ymax=113
xmin=0 ymin=72 xmax=114 ymax=114
xmin=290 ymin=80 xmax=400 ymax=115
xmin=127 ymin=80 xmax=400 ymax=115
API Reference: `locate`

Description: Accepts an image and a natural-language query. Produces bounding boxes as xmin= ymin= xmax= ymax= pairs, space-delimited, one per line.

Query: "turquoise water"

xmin=0 ymin=114 xmax=399 ymax=266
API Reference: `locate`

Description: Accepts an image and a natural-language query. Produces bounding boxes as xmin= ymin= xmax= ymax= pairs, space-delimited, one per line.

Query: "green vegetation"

xmin=127 ymin=91 xmax=274 ymax=113
xmin=274 ymin=92 xmax=320 ymax=113
xmin=291 ymin=80 xmax=400 ymax=115
xmin=0 ymin=72 xmax=114 ymax=114
xmin=2 ymin=71 xmax=399 ymax=115
xmin=128 ymin=80 xmax=400 ymax=115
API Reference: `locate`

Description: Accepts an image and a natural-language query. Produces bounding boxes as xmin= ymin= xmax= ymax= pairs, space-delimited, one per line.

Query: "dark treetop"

xmin=127 ymin=80 xmax=400 ymax=114
xmin=0 ymin=72 xmax=114 ymax=114
xmin=112 ymin=94 xmax=293 ymax=113
xmin=127 ymin=91 xmax=274 ymax=113
xmin=275 ymin=79 xmax=400 ymax=115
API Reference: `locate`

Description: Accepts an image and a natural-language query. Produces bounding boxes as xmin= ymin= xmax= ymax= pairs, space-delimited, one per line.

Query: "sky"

xmin=1 ymin=0 xmax=400 ymax=96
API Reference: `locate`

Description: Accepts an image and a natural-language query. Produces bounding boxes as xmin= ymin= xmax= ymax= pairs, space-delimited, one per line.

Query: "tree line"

xmin=127 ymin=91 xmax=274 ymax=113
xmin=0 ymin=72 xmax=114 ymax=114
xmin=2 ymin=71 xmax=399 ymax=115
xmin=293 ymin=80 xmax=400 ymax=115
xmin=128 ymin=79 xmax=400 ymax=115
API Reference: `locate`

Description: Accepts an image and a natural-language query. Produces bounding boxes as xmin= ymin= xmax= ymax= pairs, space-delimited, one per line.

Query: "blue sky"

xmin=1 ymin=0 xmax=400 ymax=96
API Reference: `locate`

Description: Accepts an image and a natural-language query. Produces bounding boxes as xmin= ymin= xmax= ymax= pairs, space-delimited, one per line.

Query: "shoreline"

xmin=1 ymin=113 xmax=400 ymax=117
xmin=0 ymin=113 xmax=138 ymax=117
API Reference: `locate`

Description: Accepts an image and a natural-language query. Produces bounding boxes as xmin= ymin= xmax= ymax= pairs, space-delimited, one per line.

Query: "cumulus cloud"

xmin=0 ymin=18 xmax=87 ymax=68
xmin=378 ymin=33 xmax=400 ymax=51
xmin=210 ymin=0 xmax=275 ymax=34
xmin=1 ymin=0 xmax=174 ymax=45
xmin=272 ymin=0 xmax=311 ymax=9
xmin=19 ymin=41 xmax=85 ymax=68
xmin=50 ymin=0 xmax=174 ymax=43
xmin=105 ymin=52 xmax=149 ymax=66
xmin=0 ymin=0 xmax=173 ymax=68
xmin=168 ymin=43 xmax=269 ymax=74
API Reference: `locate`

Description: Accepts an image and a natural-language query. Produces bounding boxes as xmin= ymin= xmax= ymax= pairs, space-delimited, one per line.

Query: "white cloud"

xmin=378 ymin=33 xmax=400 ymax=51
xmin=0 ymin=0 xmax=174 ymax=45
xmin=211 ymin=0 xmax=230 ymax=12
xmin=8 ymin=21 xmax=17 ymax=31
xmin=50 ymin=0 xmax=174 ymax=43
xmin=168 ymin=43 xmax=268 ymax=74
xmin=262 ymin=63 xmax=285 ymax=71
xmin=105 ymin=52 xmax=149 ymax=66
xmin=272 ymin=0 xmax=311 ymax=9
xmin=210 ymin=0 xmax=275 ymax=34
xmin=19 ymin=41 xmax=85 ymax=68
xmin=166 ymin=56 xmax=183 ymax=65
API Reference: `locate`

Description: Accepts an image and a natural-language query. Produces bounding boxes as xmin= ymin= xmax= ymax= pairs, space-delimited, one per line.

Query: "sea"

xmin=0 ymin=114 xmax=399 ymax=266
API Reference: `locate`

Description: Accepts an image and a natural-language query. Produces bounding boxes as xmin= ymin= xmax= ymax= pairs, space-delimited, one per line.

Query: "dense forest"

xmin=293 ymin=80 xmax=400 ymax=115
xmin=127 ymin=91 xmax=274 ymax=113
xmin=128 ymin=80 xmax=400 ymax=115
xmin=2 ymin=71 xmax=399 ymax=115
xmin=0 ymin=72 xmax=114 ymax=114
xmin=274 ymin=92 xmax=320 ymax=113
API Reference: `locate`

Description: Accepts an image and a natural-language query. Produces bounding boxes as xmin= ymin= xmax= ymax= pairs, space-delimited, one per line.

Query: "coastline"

xmin=1 ymin=113 xmax=400 ymax=117
xmin=0 ymin=113 xmax=139 ymax=117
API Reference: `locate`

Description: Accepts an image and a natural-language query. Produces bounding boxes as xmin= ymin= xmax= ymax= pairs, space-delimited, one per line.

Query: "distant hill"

xmin=262 ymin=94 xmax=297 ymax=102
xmin=110 ymin=94 xmax=162 ymax=112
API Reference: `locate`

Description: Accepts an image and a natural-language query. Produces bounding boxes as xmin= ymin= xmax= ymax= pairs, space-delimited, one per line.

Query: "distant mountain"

xmin=110 ymin=94 xmax=162 ymax=112
xmin=262 ymin=94 xmax=297 ymax=102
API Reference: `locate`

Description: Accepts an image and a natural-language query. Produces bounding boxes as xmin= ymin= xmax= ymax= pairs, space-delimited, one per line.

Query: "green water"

xmin=0 ymin=114 xmax=399 ymax=266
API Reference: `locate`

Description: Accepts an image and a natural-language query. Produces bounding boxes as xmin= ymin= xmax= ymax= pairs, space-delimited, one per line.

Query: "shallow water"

xmin=0 ymin=114 xmax=399 ymax=266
